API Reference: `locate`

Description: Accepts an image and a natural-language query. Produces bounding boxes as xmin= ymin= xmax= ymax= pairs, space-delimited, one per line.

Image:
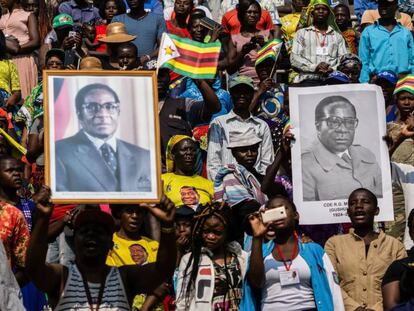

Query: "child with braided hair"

xmin=175 ymin=202 xmax=248 ymax=311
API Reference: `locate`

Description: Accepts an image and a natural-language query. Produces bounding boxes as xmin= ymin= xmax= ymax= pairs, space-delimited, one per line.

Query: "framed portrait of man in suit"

xmin=290 ymin=84 xmax=394 ymax=225
xmin=43 ymin=70 xmax=161 ymax=204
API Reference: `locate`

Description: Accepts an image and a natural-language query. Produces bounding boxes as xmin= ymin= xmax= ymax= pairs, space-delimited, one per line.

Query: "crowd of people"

xmin=0 ymin=0 xmax=413 ymax=309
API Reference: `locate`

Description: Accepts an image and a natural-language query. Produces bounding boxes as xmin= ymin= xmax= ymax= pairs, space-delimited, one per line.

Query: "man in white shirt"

xmin=290 ymin=0 xmax=348 ymax=85
xmin=207 ymin=75 xmax=274 ymax=181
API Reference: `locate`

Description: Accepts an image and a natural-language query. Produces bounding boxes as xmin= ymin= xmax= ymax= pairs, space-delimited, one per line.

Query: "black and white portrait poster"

xmin=44 ymin=71 xmax=161 ymax=204
xmin=290 ymin=84 xmax=393 ymax=224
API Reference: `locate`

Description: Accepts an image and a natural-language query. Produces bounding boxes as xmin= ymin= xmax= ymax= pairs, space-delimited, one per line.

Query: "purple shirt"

xmin=58 ymin=0 xmax=101 ymax=24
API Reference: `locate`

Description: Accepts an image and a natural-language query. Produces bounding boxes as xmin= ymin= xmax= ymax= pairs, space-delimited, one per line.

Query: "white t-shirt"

xmin=262 ymin=252 xmax=316 ymax=311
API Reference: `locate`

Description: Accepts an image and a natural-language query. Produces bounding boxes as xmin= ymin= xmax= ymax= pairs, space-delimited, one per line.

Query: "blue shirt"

xmin=399 ymin=0 xmax=414 ymax=15
xmin=179 ymin=77 xmax=233 ymax=121
xmin=122 ymin=0 xmax=164 ymax=15
xmin=58 ymin=0 xmax=101 ymax=24
xmin=359 ymin=22 xmax=414 ymax=83
xmin=112 ymin=13 xmax=166 ymax=57
xmin=354 ymin=0 xmax=377 ymax=22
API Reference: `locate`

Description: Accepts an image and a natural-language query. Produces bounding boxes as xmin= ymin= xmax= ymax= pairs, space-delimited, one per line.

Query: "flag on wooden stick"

xmin=255 ymin=39 xmax=283 ymax=67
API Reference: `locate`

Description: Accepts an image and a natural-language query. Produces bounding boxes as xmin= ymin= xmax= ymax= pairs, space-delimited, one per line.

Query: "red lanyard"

xmin=315 ymin=29 xmax=327 ymax=47
xmin=80 ymin=268 xmax=108 ymax=311
xmin=275 ymin=232 xmax=298 ymax=271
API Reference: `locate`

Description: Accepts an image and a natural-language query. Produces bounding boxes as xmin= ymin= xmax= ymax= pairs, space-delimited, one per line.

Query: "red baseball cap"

xmin=73 ymin=210 xmax=115 ymax=234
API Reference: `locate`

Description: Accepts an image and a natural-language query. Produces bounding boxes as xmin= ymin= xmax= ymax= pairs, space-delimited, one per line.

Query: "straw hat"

xmin=98 ymin=22 xmax=136 ymax=43
xmin=80 ymin=57 xmax=103 ymax=70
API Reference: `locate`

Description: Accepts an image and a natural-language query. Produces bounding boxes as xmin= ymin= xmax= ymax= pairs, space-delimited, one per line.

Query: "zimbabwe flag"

xmin=255 ymin=39 xmax=283 ymax=67
xmin=157 ymin=33 xmax=221 ymax=79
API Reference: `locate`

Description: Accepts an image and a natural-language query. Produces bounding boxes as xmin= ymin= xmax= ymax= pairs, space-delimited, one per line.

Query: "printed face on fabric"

xmin=180 ymin=186 xmax=200 ymax=206
xmin=128 ymin=243 xmax=148 ymax=265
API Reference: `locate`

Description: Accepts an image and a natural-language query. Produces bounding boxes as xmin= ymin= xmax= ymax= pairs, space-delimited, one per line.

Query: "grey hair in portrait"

xmin=314 ymin=95 xmax=357 ymax=122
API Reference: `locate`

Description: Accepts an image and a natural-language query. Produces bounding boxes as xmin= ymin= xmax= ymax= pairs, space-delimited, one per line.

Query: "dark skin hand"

xmin=27 ymin=189 xmax=177 ymax=308
xmin=254 ymin=35 xmax=266 ymax=47
xmin=250 ymin=78 xmax=276 ymax=112
xmin=246 ymin=211 xmax=269 ymax=288
xmin=46 ymin=207 xmax=79 ymax=242
xmin=387 ymin=115 xmax=414 ymax=156
xmin=62 ymin=33 xmax=82 ymax=51
xmin=227 ymin=38 xmax=257 ymax=74
xmin=83 ymin=38 xmax=100 ymax=50
xmin=209 ymin=24 xmax=224 ymax=43
xmin=140 ymin=282 xmax=170 ymax=311
xmin=261 ymin=133 xmax=294 ymax=196
xmin=5 ymin=36 xmax=20 ymax=54
xmin=315 ymin=62 xmax=333 ymax=75
xmin=276 ymin=4 xmax=292 ymax=15
xmin=272 ymin=25 xmax=282 ymax=39
xmin=5 ymin=91 xmax=21 ymax=111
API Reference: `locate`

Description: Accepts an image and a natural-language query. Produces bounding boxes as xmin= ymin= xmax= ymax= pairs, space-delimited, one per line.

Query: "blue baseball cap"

xmin=376 ymin=71 xmax=398 ymax=85
xmin=325 ymin=71 xmax=351 ymax=84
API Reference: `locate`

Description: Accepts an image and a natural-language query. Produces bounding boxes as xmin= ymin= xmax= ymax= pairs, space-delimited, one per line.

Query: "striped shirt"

xmin=55 ymin=264 xmax=130 ymax=311
xmin=207 ymin=110 xmax=274 ymax=181
xmin=291 ymin=26 xmax=348 ymax=83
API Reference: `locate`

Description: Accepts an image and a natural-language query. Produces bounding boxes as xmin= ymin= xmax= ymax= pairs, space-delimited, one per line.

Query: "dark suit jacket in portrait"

xmin=55 ymin=131 xmax=151 ymax=192
xmin=301 ymin=140 xmax=383 ymax=201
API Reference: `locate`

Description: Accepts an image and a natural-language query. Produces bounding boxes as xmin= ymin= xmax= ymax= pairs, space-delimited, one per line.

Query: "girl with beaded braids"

xmin=175 ymin=202 xmax=249 ymax=311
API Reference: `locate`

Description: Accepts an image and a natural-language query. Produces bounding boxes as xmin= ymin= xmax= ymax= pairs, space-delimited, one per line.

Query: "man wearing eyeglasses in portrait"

xmin=302 ymin=95 xmax=382 ymax=201
xmin=55 ymin=83 xmax=151 ymax=192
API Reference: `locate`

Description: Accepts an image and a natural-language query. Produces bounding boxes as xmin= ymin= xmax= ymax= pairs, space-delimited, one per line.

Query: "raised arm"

xmin=226 ymin=38 xmax=256 ymax=75
xmin=261 ymin=149 xmax=283 ymax=194
xmin=389 ymin=116 xmax=414 ymax=156
xmin=122 ymin=195 xmax=177 ymax=296
xmin=26 ymin=186 xmax=64 ymax=295
xmin=250 ymin=78 xmax=275 ymax=113
xmin=247 ymin=212 xmax=268 ymax=289
xmin=194 ymin=79 xmax=221 ymax=122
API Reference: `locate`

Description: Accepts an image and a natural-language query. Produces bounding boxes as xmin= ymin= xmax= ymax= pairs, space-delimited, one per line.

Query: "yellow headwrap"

xmin=165 ymin=135 xmax=192 ymax=173
xmin=298 ymin=0 xmax=340 ymax=32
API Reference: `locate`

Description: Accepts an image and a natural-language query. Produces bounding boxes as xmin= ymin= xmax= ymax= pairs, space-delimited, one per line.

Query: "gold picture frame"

xmin=43 ymin=70 xmax=162 ymax=204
